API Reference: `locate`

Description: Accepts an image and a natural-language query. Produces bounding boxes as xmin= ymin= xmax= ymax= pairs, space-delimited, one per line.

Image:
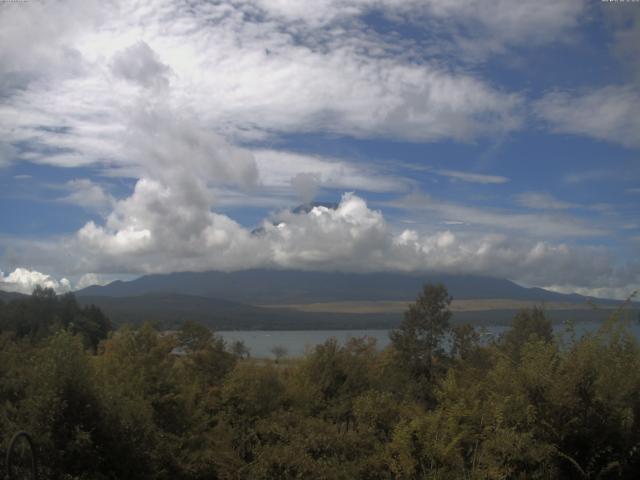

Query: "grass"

xmin=259 ymin=299 xmax=619 ymax=314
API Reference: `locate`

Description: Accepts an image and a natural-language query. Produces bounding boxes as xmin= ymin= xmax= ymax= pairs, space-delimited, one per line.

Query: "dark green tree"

xmin=450 ymin=323 xmax=480 ymax=361
xmin=390 ymin=283 xmax=452 ymax=383
xmin=501 ymin=306 xmax=553 ymax=360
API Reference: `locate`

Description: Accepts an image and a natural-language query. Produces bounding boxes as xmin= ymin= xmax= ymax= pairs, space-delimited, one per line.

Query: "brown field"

xmin=260 ymin=299 xmax=615 ymax=314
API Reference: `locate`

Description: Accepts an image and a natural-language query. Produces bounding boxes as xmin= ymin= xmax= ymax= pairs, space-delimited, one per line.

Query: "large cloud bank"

xmin=4 ymin=189 xmax=636 ymax=299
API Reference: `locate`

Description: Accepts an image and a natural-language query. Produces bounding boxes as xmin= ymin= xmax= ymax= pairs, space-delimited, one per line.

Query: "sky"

xmin=0 ymin=0 xmax=639 ymax=298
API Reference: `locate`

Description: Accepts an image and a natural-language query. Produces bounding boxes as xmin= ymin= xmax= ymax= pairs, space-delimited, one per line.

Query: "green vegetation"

xmin=1 ymin=286 xmax=639 ymax=479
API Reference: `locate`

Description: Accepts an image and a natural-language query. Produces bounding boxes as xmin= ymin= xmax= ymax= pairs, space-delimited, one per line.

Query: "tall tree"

xmin=390 ymin=283 xmax=452 ymax=382
xmin=501 ymin=306 xmax=552 ymax=360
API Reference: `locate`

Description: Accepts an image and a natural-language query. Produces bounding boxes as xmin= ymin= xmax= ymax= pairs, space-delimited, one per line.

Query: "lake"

xmin=219 ymin=320 xmax=640 ymax=358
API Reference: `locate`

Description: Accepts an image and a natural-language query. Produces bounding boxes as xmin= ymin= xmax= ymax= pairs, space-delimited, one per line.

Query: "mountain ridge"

xmin=76 ymin=269 xmax=613 ymax=305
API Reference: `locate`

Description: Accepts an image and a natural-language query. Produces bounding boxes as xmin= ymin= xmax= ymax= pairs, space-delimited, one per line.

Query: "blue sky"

xmin=0 ymin=0 xmax=638 ymax=298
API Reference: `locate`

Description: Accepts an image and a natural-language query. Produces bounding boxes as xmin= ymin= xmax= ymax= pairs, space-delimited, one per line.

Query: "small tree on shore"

xmin=271 ymin=345 xmax=288 ymax=364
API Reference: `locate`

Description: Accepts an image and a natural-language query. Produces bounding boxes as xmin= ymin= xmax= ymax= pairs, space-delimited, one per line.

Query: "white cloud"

xmin=564 ymin=170 xmax=610 ymax=184
xmin=110 ymin=41 xmax=172 ymax=90
xmin=542 ymin=283 xmax=640 ymax=302
xmin=0 ymin=143 xmax=17 ymax=168
xmin=0 ymin=268 xmax=71 ymax=295
xmin=2 ymin=189 xmax=634 ymax=297
xmin=254 ymin=150 xmax=407 ymax=194
xmin=75 ymin=273 xmax=111 ymax=290
xmin=249 ymin=0 xmax=586 ymax=59
xmin=0 ymin=0 xmax=103 ymax=92
xmin=604 ymin=2 xmax=640 ymax=82
xmin=435 ymin=169 xmax=509 ymax=184
xmin=73 ymin=176 xmax=262 ymax=272
xmin=60 ymin=178 xmax=114 ymax=212
xmin=0 ymin=179 xmax=636 ymax=299
xmin=515 ymin=192 xmax=578 ymax=210
xmin=291 ymin=172 xmax=321 ymax=204
xmin=65 ymin=189 xmax=612 ymax=285
xmin=121 ymin=106 xmax=260 ymax=189
xmin=535 ymin=85 xmax=640 ymax=148
xmin=0 ymin=0 xmax=526 ymax=179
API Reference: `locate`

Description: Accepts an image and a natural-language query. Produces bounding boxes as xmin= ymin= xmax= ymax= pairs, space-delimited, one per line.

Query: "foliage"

xmin=1 ymin=286 xmax=640 ymax=479
xmin=0 ymin=287 xmax=111 ymax=349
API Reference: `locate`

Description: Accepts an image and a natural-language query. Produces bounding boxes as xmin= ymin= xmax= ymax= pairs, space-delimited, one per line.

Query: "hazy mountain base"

xmin=75 ymin=293 xmax=628 ymax=330
xmin=1 ymin=290 xmax=629 ymax=330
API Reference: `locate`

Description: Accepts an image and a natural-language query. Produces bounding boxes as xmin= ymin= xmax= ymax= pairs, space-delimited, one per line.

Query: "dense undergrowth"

xmin=1 ymin=286 xmax=639 ymax=479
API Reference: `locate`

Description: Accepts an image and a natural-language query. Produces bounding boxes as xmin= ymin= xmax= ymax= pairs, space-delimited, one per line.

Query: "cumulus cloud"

xmin=0 ymin=187 xmax=636 ymax=298
xmin=0 ymin=268 xmax=71 ymax=295
xmin=74 ymin=176 xmax=261 ymax=272
xmin=0 ymin=187 xmax=628 ymax=296
xmin=66 ymin=191 xmax=598 ymax=278
xmin=60 ymin=178 xmax=114 ymax=212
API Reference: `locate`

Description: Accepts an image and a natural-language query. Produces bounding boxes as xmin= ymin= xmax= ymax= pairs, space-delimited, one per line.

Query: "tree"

xmin=177 ymin=320 xmax=213 ymax=353
xmin=230 ymin=339 xmax=250 ymax=359
xmin=501 ymin=306 xmax=553 ymax=360
xmin=450 ymin=323 xmax=480 ymax=361
xmin=177 ymin=321 xmax=236 ymax=385
xmin=271 ymin=345 xmax=288 ymax=364
xmin=390 ymin=283 xmax=452 ymax=382
xmin=0 ymin=288 xmax=111 ymax=347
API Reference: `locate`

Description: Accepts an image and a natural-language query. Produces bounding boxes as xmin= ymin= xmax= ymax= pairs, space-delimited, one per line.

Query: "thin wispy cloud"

xmin=515 ymin=192 xmax=578 ymax=210
xmin=387 ymin=192 xmax=604 ymax=238
xmin=434 ymin=169 xmax=509 ymax=184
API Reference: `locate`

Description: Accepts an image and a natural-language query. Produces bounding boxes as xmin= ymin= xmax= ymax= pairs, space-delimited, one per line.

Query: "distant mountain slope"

xmin=77 ymin=269 xmax=607 ymax=305
xmin=0 ymin=290 xmax=28 ymax=302
xmin=75 ymin=293 xmax=624 ymax=330
xmin=76 ymin=293 xmax=401 ymax=330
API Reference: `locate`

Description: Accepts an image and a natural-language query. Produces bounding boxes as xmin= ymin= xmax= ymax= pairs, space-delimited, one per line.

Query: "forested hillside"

xmin=1 ymin=287 xmax=639 ymax=479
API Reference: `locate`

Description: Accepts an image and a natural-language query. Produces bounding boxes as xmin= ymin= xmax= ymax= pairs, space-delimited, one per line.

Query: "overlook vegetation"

xmin=0 ymin=286 xmax=639 ymax=479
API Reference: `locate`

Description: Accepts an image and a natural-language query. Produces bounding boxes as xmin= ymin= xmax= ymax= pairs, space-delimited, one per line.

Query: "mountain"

xmin=2 ymin=268 xmax=631 ymax=330
xmin=0 ymin=290 xmax=28 ymax=302
xmin=77 ymin=269 xmax=605 ymax=305
xmin=2 ymin=270 xmax=627 ymax=330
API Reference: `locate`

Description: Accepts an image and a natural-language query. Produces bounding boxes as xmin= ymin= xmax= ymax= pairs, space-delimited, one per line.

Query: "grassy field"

xmin=260 ymin=298 xmax=617 ymax=314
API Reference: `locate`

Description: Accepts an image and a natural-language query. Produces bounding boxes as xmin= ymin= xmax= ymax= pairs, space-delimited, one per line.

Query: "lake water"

xmin=219 ymin=321 xmax=640 ymax=358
